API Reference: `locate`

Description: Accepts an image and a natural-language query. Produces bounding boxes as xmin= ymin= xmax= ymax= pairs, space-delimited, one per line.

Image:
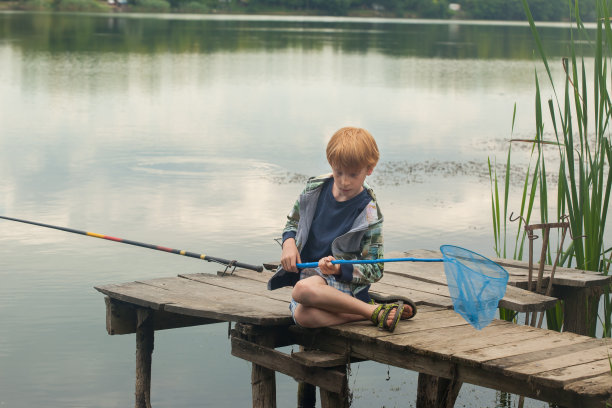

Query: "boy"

xmin=267 ymin=127 xmax=415 ymax=332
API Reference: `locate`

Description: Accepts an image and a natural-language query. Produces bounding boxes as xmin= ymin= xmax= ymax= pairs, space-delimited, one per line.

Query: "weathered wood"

xmin=135 ymin=308 xmax=153 ymax=408
xmin=416 ymin=372 xmax=462 ymax=408
xmin=290 ymin=326 xmax=603 ymax=407
xmin=232 ymin=323 xmax=283 ymax=408
xmin=483 ymin=338 xmax=607 ymax=373
xmin=231 ymin=336 xmax=347 ymax=394
xmin=395 ymin=249 xmax=612 ymax=288
xmin=97 ymin=276 xmax=293 ymax=326
xmin=297 ymin=382 xmax=316 ymax=408
xmin=563 ymin=373 xmax=612 ymax=400
xmin=492 ymin=258 xmax=611 ymax=288
xmin=252 ymin=362 xmax=276 ymax=408
xmin=395 ymin=320 xmax=545 ymax=355
xmin=97 ymin=256 xmax=612 ymax=408
xmin=505 ymin=345 xmax=612 ymax=377
xmin=319 ymin=365 xmax=349 ymax=408
xmin=291 ymin=350 xmax=348 ymax=367
xmin=451 ymin=331 xmax=593 ymax=365
xmin=104 ymin=296 xmax=219 ymax=335
xmin=556 ymin=286 xmax=601 ymax=335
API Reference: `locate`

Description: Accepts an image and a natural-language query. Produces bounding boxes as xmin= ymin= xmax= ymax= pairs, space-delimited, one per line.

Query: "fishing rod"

xmin=0 ymin=215 xmax=263 ymax=272
xmin=297 ymin=257 xmax=443 ymax=269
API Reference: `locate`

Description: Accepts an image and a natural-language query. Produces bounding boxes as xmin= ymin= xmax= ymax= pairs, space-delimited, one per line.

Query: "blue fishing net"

xmin=440 ymin=245 xmax=509 ymax=330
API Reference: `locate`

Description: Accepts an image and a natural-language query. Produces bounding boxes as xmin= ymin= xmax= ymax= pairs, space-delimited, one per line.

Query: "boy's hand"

xmin=281 ymin=238 xmax=301 ymax=273
xmin=319 ymin=256 xmax=341 ymax=276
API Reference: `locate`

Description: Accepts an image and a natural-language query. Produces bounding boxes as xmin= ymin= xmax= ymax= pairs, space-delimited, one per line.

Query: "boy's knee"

xmin=293 ymin=305 xmax=318 ymax=328
xmin=292 ymin=279 xmax=317 ymax=304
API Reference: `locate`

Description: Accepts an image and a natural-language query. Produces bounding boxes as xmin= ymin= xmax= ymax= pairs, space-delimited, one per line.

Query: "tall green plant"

xmin=491 ymin=0 xmax=612 ymax=336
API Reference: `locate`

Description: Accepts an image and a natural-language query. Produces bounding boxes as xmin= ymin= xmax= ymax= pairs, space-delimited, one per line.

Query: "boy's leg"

xmin=291 ymin=275 xmax=413 ymax=328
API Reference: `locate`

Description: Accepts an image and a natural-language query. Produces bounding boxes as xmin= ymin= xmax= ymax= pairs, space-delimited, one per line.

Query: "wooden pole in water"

xmin=135 ymin=309 xmax=154 ymax=408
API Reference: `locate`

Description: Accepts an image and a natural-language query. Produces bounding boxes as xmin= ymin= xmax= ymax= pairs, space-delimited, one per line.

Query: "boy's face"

xmin=330 ymin=165 xmax=373 ymax=202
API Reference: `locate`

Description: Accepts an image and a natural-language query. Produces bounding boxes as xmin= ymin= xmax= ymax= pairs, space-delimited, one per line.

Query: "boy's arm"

xmin=280 ymin=197 xmax=301 ymax=272
xmin=281 ymin=238 xmax=301 ymax=273
xmin=282 ymin=195 xmax=301 ymax=238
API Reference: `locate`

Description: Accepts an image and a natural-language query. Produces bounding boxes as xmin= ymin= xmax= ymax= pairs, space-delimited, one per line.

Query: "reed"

xmin=490 ymin=0 xmax=612 ymax=335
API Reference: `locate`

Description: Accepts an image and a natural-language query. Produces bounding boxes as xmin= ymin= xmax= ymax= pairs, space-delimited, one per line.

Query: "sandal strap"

xmin=380 ymin=301 xmax=404 ymax=332
xmin=370 ymin=304 xmax=384 ymax=325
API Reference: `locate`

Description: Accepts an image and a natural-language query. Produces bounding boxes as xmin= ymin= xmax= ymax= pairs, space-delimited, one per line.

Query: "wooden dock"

xmin=95 ymin=250 xmax=612 ymax=408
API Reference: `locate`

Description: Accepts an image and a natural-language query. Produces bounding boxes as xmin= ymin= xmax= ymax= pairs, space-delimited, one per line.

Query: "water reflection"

xmin=0 ymin=12 xmax=590 ymax=59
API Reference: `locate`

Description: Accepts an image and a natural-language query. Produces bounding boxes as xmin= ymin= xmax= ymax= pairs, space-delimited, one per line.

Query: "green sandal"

xmin=369 ymin=292 xmax=417 ymax=320
xmin=370 ymin=302 xmax=405 ymax=332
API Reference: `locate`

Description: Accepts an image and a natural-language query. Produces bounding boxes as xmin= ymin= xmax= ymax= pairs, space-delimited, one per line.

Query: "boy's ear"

xmin=366 ymin=167 xmax=374 ymax=176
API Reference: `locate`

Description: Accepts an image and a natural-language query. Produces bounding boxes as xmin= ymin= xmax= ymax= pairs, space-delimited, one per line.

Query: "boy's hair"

xmin=326 ymin=127 xmax=379 ymax=170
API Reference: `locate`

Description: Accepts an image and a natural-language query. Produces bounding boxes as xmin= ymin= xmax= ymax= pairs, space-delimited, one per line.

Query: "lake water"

xmin=0 ymin=11 xmax=597 ymax=407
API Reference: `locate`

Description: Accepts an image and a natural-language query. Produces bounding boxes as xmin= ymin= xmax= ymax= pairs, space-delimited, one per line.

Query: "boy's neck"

xmin=331 ymin=181 xmax=364 ymax=202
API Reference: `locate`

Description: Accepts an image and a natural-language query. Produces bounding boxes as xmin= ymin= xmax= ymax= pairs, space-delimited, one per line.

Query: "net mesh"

xmin=440 ymin=245 xmax=509 ymax=330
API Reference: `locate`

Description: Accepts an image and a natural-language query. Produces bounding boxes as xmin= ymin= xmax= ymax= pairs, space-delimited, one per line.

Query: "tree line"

xmin=4 ymin=0 xmax=598 ymax=21
xmin=207 ymin=0 xmax=596 ymax=21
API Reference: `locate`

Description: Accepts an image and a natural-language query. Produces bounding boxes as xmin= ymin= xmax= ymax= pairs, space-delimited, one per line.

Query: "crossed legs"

xmin=291 ymin=275 xmax=413 ymax=328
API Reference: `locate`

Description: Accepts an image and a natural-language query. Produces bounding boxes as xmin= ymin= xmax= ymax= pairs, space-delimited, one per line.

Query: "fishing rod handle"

xmin=205 ymin=255 xmax=263 ymax=272
xmin=296 ymin=257 xmax=444 ymax=269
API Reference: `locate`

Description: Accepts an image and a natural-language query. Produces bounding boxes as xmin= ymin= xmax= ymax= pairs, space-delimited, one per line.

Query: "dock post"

xmin=135 ymin=308 xmax=154 ymax=408
xmin=318 ymin=365 xmax=349 ymax=408
xmin=297 ymin=345 xmax=316 ymax=408
xmin=297 ymin=382 xmax=316 ymax=407
xmin=416 ymin=372 xmax=462 ymax=408
xmin=233 ymin=323 xmax=277 ymax=408
xmin=558 ymin=286 xmax=602 ymax=336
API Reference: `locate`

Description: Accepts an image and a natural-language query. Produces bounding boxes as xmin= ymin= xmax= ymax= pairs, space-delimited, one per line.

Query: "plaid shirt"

xmin=283 ymin=174 xmax=384 ymax=298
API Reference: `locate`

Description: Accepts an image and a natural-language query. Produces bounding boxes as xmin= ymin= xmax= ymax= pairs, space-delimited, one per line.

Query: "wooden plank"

xmin=95 ymin=282 xmax=177 ymax=310
xmin=207 ymin=268 xmax=276 ymax=284
xmin=491 ymin=257 xmax=611 ymax=287
xmin=451 ymin=330 xmax=594 ymax=365
xmin=180 ymin=272 xmax=293 ymax=302
xmin=535 ymin=359 xmax=612 ymax=388
xmin=104 ymin=296 xmax=219 ymax=335
xmin=98 ymin=276 xmax=292 ymax=325
xmin=329 ymin=309 xmax=472 ymax=341
xmin=394 ymin=250 xmax=611 ymax=288
xmin=290 ymin=325 xmax=604 ymax=408
xmin=391 ymin=321 xmax=543 ymax=354
xmin=231 ymin=336 xmax=347 ymax=394
xmin=563 ymin=373 xmax=612 ymax=399
xmin=370 ymin=282 xmax=454 ymax=308
xmin=504 ymin=345 xmax=612 ymax=377
xmin=483 ymin=338 xmax=607 ymax=373
xmin=291 ymin=350 xmax=348 ymax=367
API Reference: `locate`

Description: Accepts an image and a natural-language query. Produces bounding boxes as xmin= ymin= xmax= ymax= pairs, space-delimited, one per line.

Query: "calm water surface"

xmin=0 ymin=12 xmax=596 ymax=407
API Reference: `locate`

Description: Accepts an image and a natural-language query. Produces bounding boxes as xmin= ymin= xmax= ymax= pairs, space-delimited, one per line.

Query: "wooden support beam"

xmin=251 ymin=332 xmax=277 ymax=408
xmin=135 ymin=308 xmax=154 ymax=408
xmin=555 ymin=286 xmax=602 ymax=335
xmin=104 ymin=296 xmax=220 ymax=335
xmin=319 ymin=365 xmax=349 ymax=408
xmin=416 ymin=372 xmax=462 ymax=408
xmin=297 ymin=382 xmax=316 ymax=408
xmin=231 ymin=336 xmax=347 ymax=395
